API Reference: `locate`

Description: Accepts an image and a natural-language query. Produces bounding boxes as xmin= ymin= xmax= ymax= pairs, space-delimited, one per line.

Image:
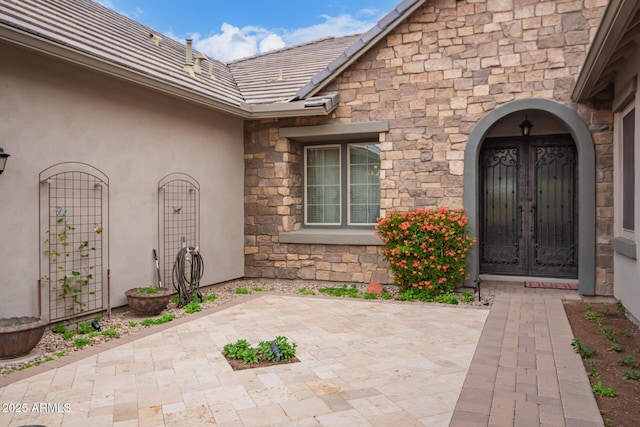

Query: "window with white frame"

xmin=622 ymin=106 xmax=635 ymax=231
xmin=304 ymin=142 xmax=380 ymax=226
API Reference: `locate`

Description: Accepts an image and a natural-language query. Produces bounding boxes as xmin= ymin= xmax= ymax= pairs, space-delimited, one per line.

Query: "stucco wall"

xmin=612 ymin=46 xmax=640 ymax=320
xmin=0 ymin=43 xmax=245 ymax=318
xmin=244 ymin=0 xmax=614 ymax=292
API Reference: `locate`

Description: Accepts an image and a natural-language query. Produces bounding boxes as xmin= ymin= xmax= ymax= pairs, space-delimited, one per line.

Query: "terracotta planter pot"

xmin=125 ymin=288 xmax=173 ymax=316
xmin=0 ymin=316 xmax=47 ymax=359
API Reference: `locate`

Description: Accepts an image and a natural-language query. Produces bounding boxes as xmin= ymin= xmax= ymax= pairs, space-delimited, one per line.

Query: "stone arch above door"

xmin=463 ymin=98 xmax=596 ymax=295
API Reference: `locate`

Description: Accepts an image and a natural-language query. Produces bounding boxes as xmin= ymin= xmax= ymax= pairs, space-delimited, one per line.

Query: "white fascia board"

xmin=241 ymin=93 xmax=339 ymax=119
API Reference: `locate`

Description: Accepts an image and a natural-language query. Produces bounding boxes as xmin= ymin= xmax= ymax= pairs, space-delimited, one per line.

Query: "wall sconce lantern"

xmin=519 ymin=116 xmax=533 ymax=137
xmin=0 ymin=147 xmax=10 ymax=174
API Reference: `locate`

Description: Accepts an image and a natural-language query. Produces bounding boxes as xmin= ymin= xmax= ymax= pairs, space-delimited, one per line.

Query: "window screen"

xmin=349 ymin=144 xmax=381 ymax=224
xmin=304 ymin=142 xmax=380 ymax=227
xmin=305 ymin=146 xmax=341 ymax=224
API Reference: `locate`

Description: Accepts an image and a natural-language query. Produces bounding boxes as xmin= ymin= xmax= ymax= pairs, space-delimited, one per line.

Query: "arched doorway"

xmin=463 ymin=99 xmax=596 ymax=295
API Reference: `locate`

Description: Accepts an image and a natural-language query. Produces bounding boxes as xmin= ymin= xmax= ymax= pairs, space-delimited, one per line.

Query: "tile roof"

xmin=0 ymin=0 xmax=244 ymax=107
xmin=229 ymin=35 xmax=361 ymax=104
xmin=297 ymin=0 xmax=425 ymax=99
xmin=0 ymin=0 xmax=421 ymax=117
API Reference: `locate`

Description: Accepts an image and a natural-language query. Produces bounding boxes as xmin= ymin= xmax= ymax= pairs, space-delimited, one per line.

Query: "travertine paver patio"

xmin=0 ymin=294 xmax=488 ymax=426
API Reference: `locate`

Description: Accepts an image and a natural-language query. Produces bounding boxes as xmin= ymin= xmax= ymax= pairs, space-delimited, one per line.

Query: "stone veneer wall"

xmin=244 ymin=0 xmax=615 ymax=294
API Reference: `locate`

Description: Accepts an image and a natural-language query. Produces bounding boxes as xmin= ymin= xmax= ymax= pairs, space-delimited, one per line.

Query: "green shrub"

xmin=584 ymin=310 xmax=604 ymax=324
xmin=363 ymin=292 xmax=378 ymax=300
xmin=62 ymin=330 xmax=76 ymax=340
xmin=436 ymin=293 xmax=459 ymax=305
xmin=298 ymin=287 xmax=315 ymax=295
xmin=51 ymin=323 xmax=67 ymax=334
xmin=599 ymin=326 xmax=615 ymax=342
xmin=140 ymin=314 xmax=175 ymax=326
xmin=202 ymin=293 xmax=217 ymax=302
xmin=184 ymin=300 xmax=202 ymax=314
xmin=223 ymin=339 xmax=252 ymax=359
xmin=223 ymin=339 xmax=259 ymax=364
xmin=616 ymin=300 xmax=626 ymax=316
xmin=224 ymin=336 xmax=297 ymax=364
xmin=610 ymin=343 xmax=624 ymax=352
xmin=587 ymin=358 xmax=600 ymax=378
xmin=461 ymin=290 xmax=474 ymax=303
xmin=258 ymin=340 xmax=277 ymax=362
xmin=274 ymin=336 xmax=297 ymax=360
xmin=617 ymin=356 xmax=637 ymax=368
xmin=318 ymin=284 xmax=359 ymax=298
xmin=72 ymin=337 xmax=91 ymax=348
xmin=376 ymin=207 xmax=475 ymax=299
xmin=137 ymin=285 xmax=158 ymax=294
xmin=77 ymin=322 xmax=93 ymax=334
xmin=101 ymin=328 xmax=118 ymax=338
xmin=571 ymin=338 xmax=595 ymax=358
xmin=622 ymin=369 xmax=640 ymax=380
xmin=592 ymin=381 xmax=617 ymax=397
xmin=235 ymin=287 xmax=250 ymax=295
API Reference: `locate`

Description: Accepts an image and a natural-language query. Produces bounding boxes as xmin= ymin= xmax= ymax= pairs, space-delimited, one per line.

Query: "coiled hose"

xmin=172 ymin=246 xmax=204 ymax=307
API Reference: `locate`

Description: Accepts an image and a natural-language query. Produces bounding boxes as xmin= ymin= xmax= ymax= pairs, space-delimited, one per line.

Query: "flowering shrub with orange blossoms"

xmin=375 ymin=207 xmax=476 ymax=298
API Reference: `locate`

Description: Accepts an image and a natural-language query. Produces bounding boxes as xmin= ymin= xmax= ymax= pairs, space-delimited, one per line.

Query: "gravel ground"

xmin=0 ymin=278 xmax=493 ymax=375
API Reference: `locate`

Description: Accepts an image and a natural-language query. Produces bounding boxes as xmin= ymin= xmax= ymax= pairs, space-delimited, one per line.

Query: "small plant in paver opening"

xmin=376 ymin=207 xmax=475 ymax=301
xmin=223 ymin=336 xmax=297 ymax=365
xmin=44 ymin=208 xmax=101 ymax=314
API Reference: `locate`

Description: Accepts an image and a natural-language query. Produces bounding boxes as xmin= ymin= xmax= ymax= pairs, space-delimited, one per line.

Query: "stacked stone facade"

xmin=244 ymin=0 xmax=615 ymax=294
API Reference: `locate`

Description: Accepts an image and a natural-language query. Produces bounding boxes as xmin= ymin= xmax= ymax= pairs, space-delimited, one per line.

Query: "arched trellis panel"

xmin=158 ymin=173 xmax=200 ymax=286
xmin=39 ymin=162 xmax=110 ymax=322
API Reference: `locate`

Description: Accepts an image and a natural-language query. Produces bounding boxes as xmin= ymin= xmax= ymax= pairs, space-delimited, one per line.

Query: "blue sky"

xmin=99 ymin=1 xmax=398 ymax=62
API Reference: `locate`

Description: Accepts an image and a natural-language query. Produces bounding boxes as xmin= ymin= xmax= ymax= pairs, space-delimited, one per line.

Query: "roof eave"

xmin=297 ymin=0 xmax=427 ymax=99
xmin=572 ymin=0 xmax=635 ymax=102
xmin=243 ymin=93 xmax=340 ymax=119
xmin=0 ymin=24 xmax=254 ymax=119
xmin=0 ymin=22 xmax=340 ymax=121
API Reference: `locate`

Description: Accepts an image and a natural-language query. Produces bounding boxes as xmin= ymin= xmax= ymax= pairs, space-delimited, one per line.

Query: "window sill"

xmin=278 ymin=229 xmax=384 ymax=246
xmin=613 ymin=236 xmax=637 ymax=260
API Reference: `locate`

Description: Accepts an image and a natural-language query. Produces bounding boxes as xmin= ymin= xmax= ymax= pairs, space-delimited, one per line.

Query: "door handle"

xmin=518 ymin=204 xmax=523 ymax=239
xmin=530 ymin=204 xmax=536 ymax=239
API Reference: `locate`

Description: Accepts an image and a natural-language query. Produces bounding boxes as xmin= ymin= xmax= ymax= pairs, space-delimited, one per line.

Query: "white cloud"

xmin=95 ymin=0 xmax=115 ymax=9
xmin=259 ymin=34 xmax=286 ymax=54
xmin=191 ymin=11 xmax=380 ymax=63
xmin=282 ymin=14 xmax=374 ymax=46
xmin=193 ymin=23 xmax=260 ymax=63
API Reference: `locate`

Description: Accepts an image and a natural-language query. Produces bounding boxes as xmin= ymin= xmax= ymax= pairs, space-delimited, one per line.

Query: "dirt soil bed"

xmin=564 ymin=301 xmax=640 ymax=427
xmin=224 ymin=356 xmax=300 ymax=371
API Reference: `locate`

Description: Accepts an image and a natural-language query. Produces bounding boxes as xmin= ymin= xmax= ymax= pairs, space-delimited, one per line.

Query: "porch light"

xmin=519 ymin=116 xmax=533 ymax=137
xmin=0 ymin=147 xmax=10 ymax=174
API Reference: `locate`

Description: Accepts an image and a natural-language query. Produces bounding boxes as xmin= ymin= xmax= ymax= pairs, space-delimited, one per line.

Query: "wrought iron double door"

xmin=479 ymin=135 xmax=578 ymax=278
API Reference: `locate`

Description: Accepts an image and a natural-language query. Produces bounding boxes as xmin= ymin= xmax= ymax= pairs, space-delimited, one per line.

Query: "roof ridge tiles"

xmin=228 ymin=34 xmax=362 ymax=65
